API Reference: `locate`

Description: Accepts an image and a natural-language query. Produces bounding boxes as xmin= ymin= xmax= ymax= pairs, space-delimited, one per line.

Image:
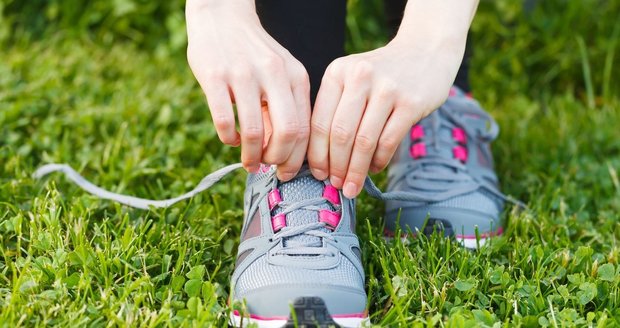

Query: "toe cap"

xmin=233 ymin=284 xmax=367 ymax=319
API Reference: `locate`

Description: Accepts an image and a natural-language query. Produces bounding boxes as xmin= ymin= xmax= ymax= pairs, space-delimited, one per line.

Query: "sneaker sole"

xmin=230 ymin=297 xmax=368 ymax=328
xmin=384 ymin=227 xmax=503 ymax=250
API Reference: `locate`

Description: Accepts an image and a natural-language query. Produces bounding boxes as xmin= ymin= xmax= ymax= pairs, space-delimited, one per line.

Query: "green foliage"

xmin=1 ymin=0 xmax=620 ymax=326
xmin=0 ymin=0 xmax=187 ymax=53
xmin=472 ymin=0 xmax=620 ymax=103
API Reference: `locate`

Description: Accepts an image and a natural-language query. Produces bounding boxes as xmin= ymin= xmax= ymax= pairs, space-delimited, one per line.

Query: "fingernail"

xmin=330 ymin=175 xmax=343 ymax=188
xmin=343 ymin=182 xmax=358 ymax=199
xmin=246 ymin=166 xmax=259 ymax=174
xmin=312 ymin=168 xmax=327 ymax=180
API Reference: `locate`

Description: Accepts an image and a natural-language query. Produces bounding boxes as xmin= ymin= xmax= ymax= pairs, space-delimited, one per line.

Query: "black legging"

xmin=256 ymin=0 xmax=471 ymax=103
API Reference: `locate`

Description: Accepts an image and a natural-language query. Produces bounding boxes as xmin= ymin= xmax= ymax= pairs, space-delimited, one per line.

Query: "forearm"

xmin=392 ymin=0 xmax=479 ymax=53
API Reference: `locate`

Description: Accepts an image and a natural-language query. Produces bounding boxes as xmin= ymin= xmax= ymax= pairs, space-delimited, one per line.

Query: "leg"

xmin=256 ymin=0 xmax=347 ymax=103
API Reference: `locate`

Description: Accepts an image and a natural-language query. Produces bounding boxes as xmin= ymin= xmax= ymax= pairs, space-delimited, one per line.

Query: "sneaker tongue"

xmin=276 ymin=173 xmax=331 ymax=249
xmin=419 ymin=110 xmax=458 ymax=171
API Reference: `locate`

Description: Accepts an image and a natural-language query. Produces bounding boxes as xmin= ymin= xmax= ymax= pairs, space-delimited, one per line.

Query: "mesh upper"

xmin=273 ymin=174 xmax=331 ymax=248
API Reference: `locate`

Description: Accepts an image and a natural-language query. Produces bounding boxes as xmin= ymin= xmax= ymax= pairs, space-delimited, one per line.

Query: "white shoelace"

xmin=34 ymin=162 xmax=525 ymax=209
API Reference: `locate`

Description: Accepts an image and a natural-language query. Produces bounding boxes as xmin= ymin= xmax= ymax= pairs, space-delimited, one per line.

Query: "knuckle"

xmin=307 ymin=155 xmax=326 ymax=170
xmin=260 ymin=55 xmax=285 ymax=72
xmin=379 ymin=134 xmax=402 ymax=151
xmin=372 ymin=156 xmax=390 ymax=171
xmin=219 ymin=134 xmax=236 ymax=145
xmin=212 ymin=115 xmax=234 ymax=131
xmin=278 ymin=122 xmax=300 ymax=140
xmin=311 ymin=120 xmax=330 ymax=136
xmin=242 ymin=125 xmax=263 ymax=142
xmin=297 ymin=124 xmax=310 ymax=140
xmin=401 ymin=94 xmax=426 ymax=110
xmin=346 ymin=170 xmax=366 ymax=183
xmin=372 ymin=149 xmax=392 ymax=168
xmin=242 ymin=157 xmax=260 ymax=169
xmin=230 ymin=65 xmax=253 ymax=82
xmin=203 ymin=68 xmax=227 ymax=84
xmin=354 ymin=134 xmax=376 ymax=152
xmin=292 ymin=70 xmax=310 ymax=90
xmin=325 ymin=58 xmax=345 ymax=80
xmin=331 ymin=124 xmax=353 ymax=144
xmin=277 ymin=162 xmax=299 ymax=175
xmin=330 ymin=165 xmax=346 ymax=177
xmin=376 ymin=80 xmax=398 ymax=100
xmin=261 ymin=154 xmax=279 ymax=165
xmin=352 ymin=60 xmax=373 ymax=80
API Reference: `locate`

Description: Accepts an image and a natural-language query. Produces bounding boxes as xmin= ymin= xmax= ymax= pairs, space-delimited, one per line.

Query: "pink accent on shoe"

xmin=456 ymin=227 xmax=503 ymax=239
xmin=332 ymin=312 xmax=368 ymax=319
xmin=259 ymin=164 xmax=272 ymax=173
xmin=232 ymin=310 xmax=368 ymax=320
xmin=409 ymin=142 xmax=427 ymax=159
xmin=323 ymin=185 xmax=341 ymax=205
xmin=319 ymin=210 xmax=341 ymax=230
xmin=453 ymin=146 xmax=468 ymax=162
xmin=271 ymin=213 xmax=286 ymax=232
xmin=465 ymin=92 xmax=473 ymax=99
xmin=410 ymin=125 xmax=424 ymax=140
xmin=452 ymin=127 xmax=467 ymax=144
xmin=233 ymin=310 xmax=288 ymax=321
xmin=449 ymin=87 xmax=458 ymax=97
xmin=267 ymin=189 xmax=282 ymax=211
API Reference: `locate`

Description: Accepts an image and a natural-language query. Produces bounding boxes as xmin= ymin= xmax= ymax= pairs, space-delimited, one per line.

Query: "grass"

xmin=2 ymin=1 xmax=620 ymax=327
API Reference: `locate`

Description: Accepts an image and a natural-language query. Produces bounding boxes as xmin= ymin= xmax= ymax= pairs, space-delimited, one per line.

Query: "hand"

xmin=186 ymin=0 xmax=311 ymax=180
xmin=308 ymin=38 xmax=465 ymax=198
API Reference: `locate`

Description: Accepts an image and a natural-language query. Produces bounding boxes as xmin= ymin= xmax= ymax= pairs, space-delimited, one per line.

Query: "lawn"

xmin=1 ymin=1 xmax=620 ymax=327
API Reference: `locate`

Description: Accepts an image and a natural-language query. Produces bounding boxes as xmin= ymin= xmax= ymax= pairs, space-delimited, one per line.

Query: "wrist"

xmin=390 ymin=29 xmax=468 ymax=55
xmin=391 ymin=0 xmax=476 ymax=54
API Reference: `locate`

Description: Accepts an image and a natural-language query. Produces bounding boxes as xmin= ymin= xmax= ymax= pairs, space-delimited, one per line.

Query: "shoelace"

xmin=386 ymin=104 xmax=526 ymax=207
xmin=34 ymin=157 xmax=525 ymax=253
xmin=272 ymin=222 xmax=335 ymax=256
xmin=34 ymin=162 xmax=483 ymax=209
xmin=263 ymin=169 xmax=339 ymax=256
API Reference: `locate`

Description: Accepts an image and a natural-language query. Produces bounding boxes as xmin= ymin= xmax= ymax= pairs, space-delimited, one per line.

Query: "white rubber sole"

xmin=457 ymin=236 xmax=488 ymax=249
xmin=230 ymin=313 xmax=368 ymax=328
xmin=384 ymin=235 xmax=492 ymax=250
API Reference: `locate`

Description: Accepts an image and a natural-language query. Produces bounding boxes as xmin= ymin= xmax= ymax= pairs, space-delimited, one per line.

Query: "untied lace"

xmin=33 ymin=151 xmax=525 ymax=256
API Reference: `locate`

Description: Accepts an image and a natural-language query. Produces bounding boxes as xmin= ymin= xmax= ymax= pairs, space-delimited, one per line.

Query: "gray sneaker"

xmin=230 ymin=164 xmax=367 ymax=327
xmin=385 ymin=87 xmax=507 ymax=248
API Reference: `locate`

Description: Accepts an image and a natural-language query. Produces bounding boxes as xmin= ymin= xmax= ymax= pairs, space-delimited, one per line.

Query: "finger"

xmin=261 ymin=77 xmax=299 ymax=167
xmin=233 ymin=83 xmax=263 ymax=173
xmin=308 ymin=73 xmax=343 ymax=181
xmin=343 ymin=97 xmax=394 ymax=198
xmin=261 ymin=102 xmax=273 ymax=149
xmin=328 ymin=84 xmax=368 ymax=189
xmin=370 ymin=107 xmax=417 ymax=173
xmin=277 ymin=75 xmax=311 ymax=181
xmin=204 ymin=81 xmax=240 ymax=146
